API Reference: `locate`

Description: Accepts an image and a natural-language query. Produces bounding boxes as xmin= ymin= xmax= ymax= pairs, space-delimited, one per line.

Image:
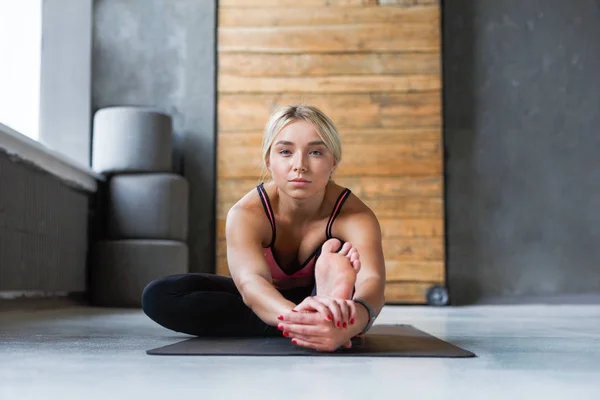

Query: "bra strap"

xmin=256 ymin=183 xmax=276 ymax=247
xmin=326 ymin=189 xmax=351 ymax=239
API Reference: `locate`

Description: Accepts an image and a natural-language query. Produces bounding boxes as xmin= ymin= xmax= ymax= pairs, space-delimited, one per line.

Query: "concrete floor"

xmin=1 ymin=303 xmax=599 ymax=400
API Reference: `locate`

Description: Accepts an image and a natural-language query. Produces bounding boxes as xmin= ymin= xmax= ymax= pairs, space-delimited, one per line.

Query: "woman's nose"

xmin=293 ymin=154 xmax=307 ymax=171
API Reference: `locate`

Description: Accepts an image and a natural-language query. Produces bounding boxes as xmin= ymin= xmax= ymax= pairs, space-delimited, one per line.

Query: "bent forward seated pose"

xmin=142 ymin=104 xmax=386 ymax=352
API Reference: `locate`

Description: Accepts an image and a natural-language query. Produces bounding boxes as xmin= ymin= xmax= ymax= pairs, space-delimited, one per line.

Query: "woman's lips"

xmin=289 ymin=179 xmax=310 ymax=185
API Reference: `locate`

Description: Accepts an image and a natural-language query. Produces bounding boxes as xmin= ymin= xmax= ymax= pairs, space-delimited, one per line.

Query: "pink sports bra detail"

xmin=257 ymin=183 xmax=351 ymax=279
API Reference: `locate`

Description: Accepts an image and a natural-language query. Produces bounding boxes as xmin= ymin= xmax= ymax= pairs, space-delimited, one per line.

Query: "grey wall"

xmin=444 ymin=0 xmax=600 ymax=303
xmin=91 ymin=0 xmax=600 ymax=303
xmin=92 ymin=0 xmax=216 ymax=273
xmin=0 ymin=150 xmax=90 ymax=292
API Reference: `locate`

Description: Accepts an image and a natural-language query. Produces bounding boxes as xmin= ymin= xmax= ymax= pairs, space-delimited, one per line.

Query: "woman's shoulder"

xmin=332 ymin=182 xmax=381 ymax=236
xmin=225 ymin=184 xmax=271 ymax=243
xmin=336 ymin=184 xmax=376 ymax=218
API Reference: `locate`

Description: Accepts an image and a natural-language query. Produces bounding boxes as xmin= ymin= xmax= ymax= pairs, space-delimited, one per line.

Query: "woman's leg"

xmin=141 ymin=273 xmax=311 ymax=337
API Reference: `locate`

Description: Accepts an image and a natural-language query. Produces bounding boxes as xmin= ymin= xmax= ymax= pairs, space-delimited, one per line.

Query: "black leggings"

xmin=141 ymin=273 xmax=314 ymax=337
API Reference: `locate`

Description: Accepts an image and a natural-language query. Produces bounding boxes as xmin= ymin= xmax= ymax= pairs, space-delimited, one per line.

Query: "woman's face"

xmin=267 ymin=119 xmax=337 ymax=198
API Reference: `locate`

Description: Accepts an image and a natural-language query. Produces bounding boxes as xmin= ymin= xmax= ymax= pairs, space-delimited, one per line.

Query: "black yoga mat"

xmin=147 ymin=325 xmax=475 ymax=358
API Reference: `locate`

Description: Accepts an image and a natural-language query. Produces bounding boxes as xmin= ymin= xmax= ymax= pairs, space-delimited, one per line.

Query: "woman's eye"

xmin=279 ymin=150 xmax=291 ymax=155
xmin=310 ymin=150 xmax=322 ymax=156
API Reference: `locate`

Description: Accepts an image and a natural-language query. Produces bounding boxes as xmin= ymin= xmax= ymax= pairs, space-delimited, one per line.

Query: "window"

xmin=0 ymin=0 xmax=42 ymax=140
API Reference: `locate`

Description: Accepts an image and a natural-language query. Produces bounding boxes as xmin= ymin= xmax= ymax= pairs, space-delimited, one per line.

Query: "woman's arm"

xmin=337 ymin=208 xmax=387 ymax=331
xmin=225 ymin=206 xmax=294 ymax=326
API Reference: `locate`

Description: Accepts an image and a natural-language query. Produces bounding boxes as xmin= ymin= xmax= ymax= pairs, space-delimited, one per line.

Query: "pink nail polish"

xmin=277 ymin=315 xmax=283 ymax=320
xmin=350 ymin=319 xmax=355 ymax=325
xmin=277 ymin=324 xmax=284 ymax=331
xmin=337 ymin=322 xmax=341 ymax=327
xmin=343 ymin=322 xmax=347 ymax=328
xmin=327 ymin=315 xmax=332 ymax=321
xmin=283 ymin=331 xmax=289 ymax=337
xmin=292 ymin=309 xmax=298 ymax=312
xmin=292 ymin=339 xmax=297 ymax=344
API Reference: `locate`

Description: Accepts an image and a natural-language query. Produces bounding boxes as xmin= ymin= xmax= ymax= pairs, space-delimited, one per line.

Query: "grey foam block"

xmin=90 ymin=240 xmax=187 ymax=307
xmin=92 ymin=107 xmax=173 ymax=174
xmin=108 ymin=173 xmax=189 ymax=241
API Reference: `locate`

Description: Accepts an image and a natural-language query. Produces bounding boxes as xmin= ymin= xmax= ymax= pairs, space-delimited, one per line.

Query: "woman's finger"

xmin=291 ymin=338 xmax=339 ymax=353
xmin=292 ymin=298 xmax=334 ymax=322
xmin=336 ymin=299 xmax=351 ymax=328
xmin=347 ymin=299 xmax=358 ymax=327
xmin=287 ymin=332 xmax=325 ymax=345
xmin=279 ymin=322 xmax=324 ymax=338
xmin=322 ymin=299 xmax=343 ymax=329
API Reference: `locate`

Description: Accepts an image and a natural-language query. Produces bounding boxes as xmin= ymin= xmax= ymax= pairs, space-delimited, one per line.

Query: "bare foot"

xmin=337 ymin=241 xmax=361 ymax=274
xmin=314 ymin=238 xmax=360 ymax=299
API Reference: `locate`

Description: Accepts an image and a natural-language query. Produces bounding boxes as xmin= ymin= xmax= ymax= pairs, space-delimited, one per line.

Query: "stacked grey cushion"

xmin=108 ymin=174 xmax=189 ymax=241
xmin=92 ymin=107 xmax=173 ymax=174
xmin=91 ymin=107 xmax=188 ymax=307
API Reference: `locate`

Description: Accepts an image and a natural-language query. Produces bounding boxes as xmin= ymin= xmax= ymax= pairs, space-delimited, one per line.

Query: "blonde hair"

xmin=260 ymin=104 xmax=342 ymax=182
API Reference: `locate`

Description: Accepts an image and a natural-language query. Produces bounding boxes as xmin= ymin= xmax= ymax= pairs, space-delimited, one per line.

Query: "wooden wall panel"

xmin=218 ymin=93 xmax=442 ymax=131
xmin=219 ymin=6 xmax=438 ymax=27
xmin=219 ymin=53 xmax=441 ymax=77
xmin=219 ymin=25 xmax=439 ymax=53
xmin=220 ymin=0 xmax=439 ymax=7
xmin=216 ymin=0 xmax=444 ymax=304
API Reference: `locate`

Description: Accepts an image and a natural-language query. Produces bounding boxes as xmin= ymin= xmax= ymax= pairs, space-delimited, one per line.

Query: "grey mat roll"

xmin=92 ymin=107 xmax=173 ymax=174
xmin=108 ymin=174 xmax=189 ymax=241
xmin=146 ymin=325 xmax=475 ymax=357
xmin=90 ymin=240 xmax=187 ymax=307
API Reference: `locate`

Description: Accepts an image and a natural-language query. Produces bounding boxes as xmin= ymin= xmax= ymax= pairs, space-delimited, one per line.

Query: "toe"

xmin=321 ymin=238 xmax=342 ymax=254
xmin=348 ymin=248 xmax=359 ymax=261
xmin=338 ymin=242 xmax=352 ymax=256
xmin=353 ymin=259 xmax=361 ymax=273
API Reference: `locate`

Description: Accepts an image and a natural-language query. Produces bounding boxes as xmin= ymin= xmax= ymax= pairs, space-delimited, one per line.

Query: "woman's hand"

xmin=294 ymin=295 xmax=358 ymax=330
xmin=277 ymin=309 xmax=354 ymax=352
xmin=276 ymin=296 xmax=360 ymax=352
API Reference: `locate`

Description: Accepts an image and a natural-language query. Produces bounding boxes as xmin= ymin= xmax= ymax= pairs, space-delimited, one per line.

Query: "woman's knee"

xmin=141 ymin=277 xmax=170 ymax=319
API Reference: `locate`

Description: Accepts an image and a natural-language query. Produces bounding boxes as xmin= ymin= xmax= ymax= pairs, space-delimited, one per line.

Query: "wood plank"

xmin=335 ymin=176 xmax=442 ymax=198
xmin=215 ymin=233 xmax=443 ymax=259
xmin=220 ymin=0 xmax=365 ymax=6
xmin=384 ymin=282 xmax=440 ymax=304
xmin=365 ymin=197 xmax=443 ymax=218
xmin=379 ymin=218 xmax=444 ymax=237
xmin=379 ymin=0 xmax=440 ymax=6
xmin=216 ymin=130 xmax=443 ymax=178
xmin=216 ymin=255 xmax=444 ymax=282
xmin=218 ymin=24 xmax=439 ymax=53
xmin=218 ymin=140 xmax=442 ymax=179
xmin=219 ymin=53 xmax=440 ymax=77
xmin=219 ymin=74 xmax=440 ymax=93
xmin=217 ymin=93 xmax=441 ymax=131
xmin=217 ymin=195 xmax=442 ymax=219
xmin=382 ymin=236 xmax=444 ymax=261
xmin=215 ymin=217 xmax=444 ymax=240
xmin=219 ymin=6 xmax=438 ymax=27
xmin=217 ymin=127 xmax=441 ymax=143
xmin=216 ymin=176 xmax=442 ymax=202
xmin=215 ymin=238 xmax=443 ymax=274
xmin=217 ymin=129 xmax=441 ymax=154
xmin=219 ymin=0 xmax=438 ymax=7
xmin=385 ymin=261 xmax=444 ymax=281
xmin=215 ymin=263 xmax=443 ymax=303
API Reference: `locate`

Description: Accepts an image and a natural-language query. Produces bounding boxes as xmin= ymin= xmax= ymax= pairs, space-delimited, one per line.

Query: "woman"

xmin=142 ymin=105 xmax=386 ymax=352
